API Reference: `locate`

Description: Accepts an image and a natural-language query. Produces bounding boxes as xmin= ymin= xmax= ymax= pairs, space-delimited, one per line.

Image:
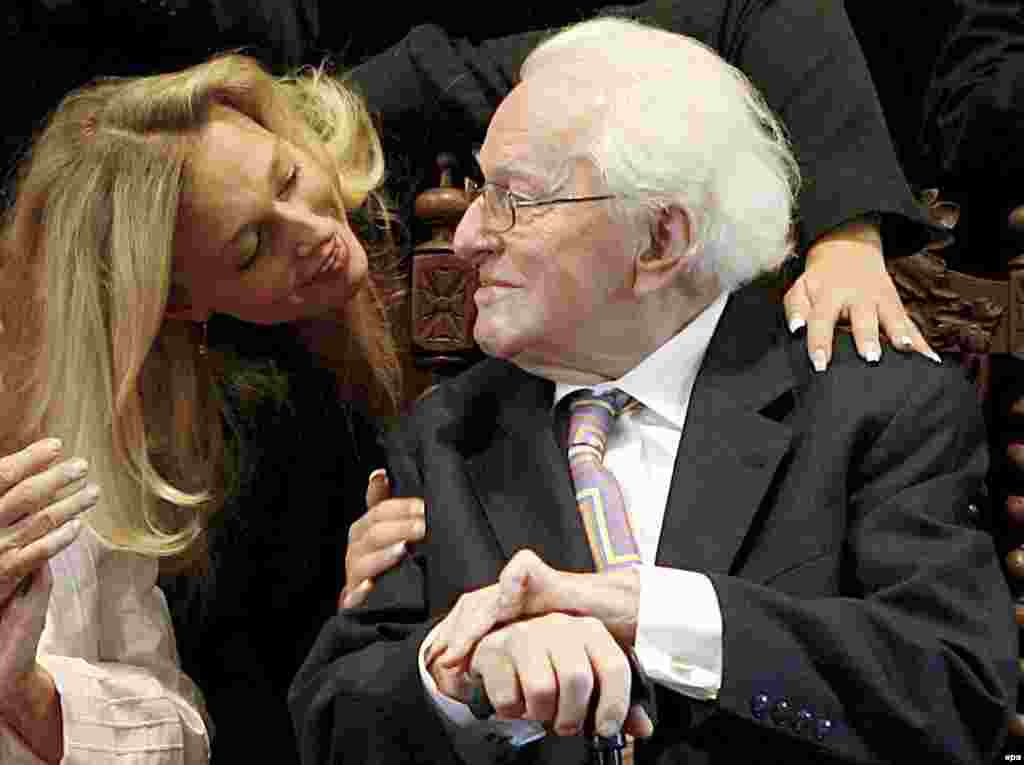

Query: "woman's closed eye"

xmin=238 ymin=162 xmax=303 ymax=271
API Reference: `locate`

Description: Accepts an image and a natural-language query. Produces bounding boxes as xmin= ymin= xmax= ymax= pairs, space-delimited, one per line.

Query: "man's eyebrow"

xmin=223 ymin=136 xmax=284 ymax=257
xmin=474 ymin=149 xmax=552 ymax=191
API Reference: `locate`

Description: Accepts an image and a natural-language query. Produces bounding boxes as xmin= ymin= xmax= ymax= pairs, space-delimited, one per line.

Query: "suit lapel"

xmin=656 ymin=287 xmax=798 ymax=575
xmin=464 ymin=366 xmax=595 ymax=574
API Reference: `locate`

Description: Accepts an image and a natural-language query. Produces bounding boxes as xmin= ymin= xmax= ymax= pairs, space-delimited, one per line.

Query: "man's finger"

xmin=584 ymin=626 xmax=630 ymax=738
xmin=847 ymin=301 xmax=881 ymax=363
xmin=549 ymin=641 xmax=594 ymax=735
xmin=517 ymin=647 xmax=558 ymax=727
xmin=0 ymin=439 xmax=62 ymax=497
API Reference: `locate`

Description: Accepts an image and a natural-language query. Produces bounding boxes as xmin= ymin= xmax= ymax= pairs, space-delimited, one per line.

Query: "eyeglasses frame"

xmin=467 ymin=180 xmax=618 ymax=233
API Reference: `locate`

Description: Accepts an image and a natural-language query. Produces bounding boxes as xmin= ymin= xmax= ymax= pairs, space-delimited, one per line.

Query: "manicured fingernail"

xmin=788 ymin=316 xmax=806 ymax=333
xmin=862 ymin=343 xmax=881 ymax=363
xmin=897 ymin=335 xmax=913 ymax=350
xmin=369 ymin=468 xmax=388 ymax=484
xmin=67 ymin=459 xmax=89 ymax=480
xmin=388 ymin=541 xmax=407 ymax=558
xmin=926 ymin=349 xmax=942 ymax=364
xmin=810 ymin=349 xmax=827 ymax=372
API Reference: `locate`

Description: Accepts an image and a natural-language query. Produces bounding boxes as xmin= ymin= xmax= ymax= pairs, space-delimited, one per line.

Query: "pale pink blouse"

xmin=0 ymin=525 xmax=210 ymax=764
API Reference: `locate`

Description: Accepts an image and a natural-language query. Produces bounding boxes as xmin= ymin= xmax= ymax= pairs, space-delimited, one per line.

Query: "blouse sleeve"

xmin=0 ymin=526 xmax=210 ymax=765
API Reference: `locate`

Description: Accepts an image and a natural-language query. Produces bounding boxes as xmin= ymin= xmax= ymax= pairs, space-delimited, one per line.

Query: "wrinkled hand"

xmin=339 ymin=469 xmax=425 ymax=610
xmin=427 ymin=550 xmax=640 ymax=673
xmin=430 ymin=612 xmax=653 ymax=739
xmin=0 ymin=438 xmax=98 ymax=704
xmin=783 ymin=220 xmax=939 ymax=371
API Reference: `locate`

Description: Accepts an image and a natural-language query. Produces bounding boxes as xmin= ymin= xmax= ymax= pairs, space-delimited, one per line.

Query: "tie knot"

xmin=566 ymin=389 xmax=636 ymax=463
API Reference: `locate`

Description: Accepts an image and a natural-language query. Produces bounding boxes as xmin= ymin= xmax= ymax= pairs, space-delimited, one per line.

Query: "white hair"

xmin=520 ymin=17 xmax=801 ymax=292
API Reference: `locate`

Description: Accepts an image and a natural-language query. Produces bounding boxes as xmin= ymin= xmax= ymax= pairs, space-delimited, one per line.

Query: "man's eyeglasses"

xmin=466 ymin=180 xmax=617 ymax=233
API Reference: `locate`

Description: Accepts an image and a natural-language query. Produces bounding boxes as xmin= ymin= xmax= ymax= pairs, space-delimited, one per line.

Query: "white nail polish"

xmin=898 ymin=336 xmax=913 ymax=349
xmin=927 ymin=350 xmax=942 ymax=364
xmin=863 ymin=345 xmax=881 ymax=363
xmin=811 ymin=350 xmax=827 ymax=372
xmin=789 ymin=316 xmax=806 ymax=333
xmin=389 ymin=541 xmax=407 ymax=558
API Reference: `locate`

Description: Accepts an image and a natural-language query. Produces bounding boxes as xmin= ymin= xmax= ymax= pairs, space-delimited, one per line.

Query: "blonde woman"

xmin=0 ymin=54 xmax=410 ymax=764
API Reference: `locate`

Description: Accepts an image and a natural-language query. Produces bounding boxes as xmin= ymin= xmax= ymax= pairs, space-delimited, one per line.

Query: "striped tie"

xmin=567 ymin=389 xmax=643 ymax=571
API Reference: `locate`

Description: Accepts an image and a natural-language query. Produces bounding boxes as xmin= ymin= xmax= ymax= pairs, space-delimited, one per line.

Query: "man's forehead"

xmin=479 ymin=76 xmax=598 ymax=178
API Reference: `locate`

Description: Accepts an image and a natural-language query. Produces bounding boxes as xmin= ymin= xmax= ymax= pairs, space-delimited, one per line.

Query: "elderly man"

xmin=291 ymin=18 xmax=1016 ymax=765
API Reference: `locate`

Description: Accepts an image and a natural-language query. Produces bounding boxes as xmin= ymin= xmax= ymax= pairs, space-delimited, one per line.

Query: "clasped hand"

xmin=425 ymin=550 xmax=653 ymax=739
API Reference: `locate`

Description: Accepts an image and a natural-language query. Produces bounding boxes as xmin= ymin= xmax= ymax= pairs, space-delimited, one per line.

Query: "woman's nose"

xmin=285 ymin=204 xmax=339 ymax=259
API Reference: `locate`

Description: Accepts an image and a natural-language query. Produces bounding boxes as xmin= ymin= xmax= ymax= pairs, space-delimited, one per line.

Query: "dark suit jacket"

xmin=290 ymin=285 xmax=1016 ymax=764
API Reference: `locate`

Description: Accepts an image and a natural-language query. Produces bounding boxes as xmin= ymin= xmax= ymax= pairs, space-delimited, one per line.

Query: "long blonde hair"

xmin=0 ymin=54 xmax=400 ymax=563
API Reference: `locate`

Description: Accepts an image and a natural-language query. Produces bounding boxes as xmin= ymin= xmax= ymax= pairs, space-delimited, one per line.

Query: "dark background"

xmin=0 ymin=1 xmax=962 ymax=192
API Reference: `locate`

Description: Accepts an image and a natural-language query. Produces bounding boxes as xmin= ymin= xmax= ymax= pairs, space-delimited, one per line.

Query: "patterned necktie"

xmin=566 ymin=389 xmax=644 ymax=764
xmin=567 ymin=389 xmax=643 ymax=571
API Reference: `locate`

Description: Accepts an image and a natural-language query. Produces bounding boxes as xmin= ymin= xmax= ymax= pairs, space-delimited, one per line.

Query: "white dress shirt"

xmin=419 ymin=293 xmax=730 ymax=757
xmin=0 ymin=524 xmax=211 ymax=765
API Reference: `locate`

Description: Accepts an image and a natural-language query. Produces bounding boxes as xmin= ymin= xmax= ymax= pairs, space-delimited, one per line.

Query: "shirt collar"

xmin=553 ymin=292 xmax=729 ymax=429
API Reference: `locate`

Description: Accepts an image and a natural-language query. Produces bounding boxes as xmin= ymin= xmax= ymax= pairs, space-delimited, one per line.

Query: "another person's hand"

xmin=429 ymin=612 xmax=653 ymax=739
xmin=339 ymin=469 xmax=426 ymax=610
xmin=783 ymin=219 xmax=939 ymax=371
xmin=0 ymin=438 xmax=98 ymax=722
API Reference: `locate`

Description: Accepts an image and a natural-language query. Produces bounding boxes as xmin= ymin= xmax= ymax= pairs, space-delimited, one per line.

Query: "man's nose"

xmin=453 ymin=199 xmax=502 ymax=265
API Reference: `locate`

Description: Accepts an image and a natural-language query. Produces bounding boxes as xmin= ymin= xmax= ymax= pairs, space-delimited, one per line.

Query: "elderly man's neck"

xmin=517 ymin=287 xmax=723 ymax=384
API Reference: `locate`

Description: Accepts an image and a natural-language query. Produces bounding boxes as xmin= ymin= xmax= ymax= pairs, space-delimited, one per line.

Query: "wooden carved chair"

xmin=406 ymin=158 xmax=1024 ymax=738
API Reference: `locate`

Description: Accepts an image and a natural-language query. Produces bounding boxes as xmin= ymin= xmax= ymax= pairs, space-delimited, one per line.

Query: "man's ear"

xmin=164 ymin=281 xmax=210 ymax=323
xmin=634 ymin=206 xmax=692 ymax=294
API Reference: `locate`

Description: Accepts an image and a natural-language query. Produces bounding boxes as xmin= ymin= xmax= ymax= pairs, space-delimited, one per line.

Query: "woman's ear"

xmin=634 ymin=206 xmax=693 ymax=293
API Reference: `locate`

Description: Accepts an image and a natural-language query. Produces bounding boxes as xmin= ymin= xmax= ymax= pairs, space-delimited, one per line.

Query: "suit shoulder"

xmin=801 ymin=332 xmax=978 ymax=419
xmin=395 ymin=358 xmax=523 ymax=432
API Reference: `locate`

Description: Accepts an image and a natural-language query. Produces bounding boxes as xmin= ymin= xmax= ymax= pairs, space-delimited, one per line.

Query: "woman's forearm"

xmin=2 ymin=663 xmax=63 ymax=764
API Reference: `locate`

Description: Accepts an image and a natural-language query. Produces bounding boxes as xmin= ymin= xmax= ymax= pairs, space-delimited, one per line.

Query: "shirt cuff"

xmin=635 ymin=566 xmax=722 ymax=702
xmin=418 ymin=623 xmax=545 ymax=755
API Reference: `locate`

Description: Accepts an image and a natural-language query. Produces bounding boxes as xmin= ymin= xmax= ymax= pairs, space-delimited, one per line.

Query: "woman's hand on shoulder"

xmin=339 ymin=469 xmax=425 ymax=611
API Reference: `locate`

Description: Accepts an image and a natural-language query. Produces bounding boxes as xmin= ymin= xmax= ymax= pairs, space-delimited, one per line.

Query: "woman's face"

xmin=173 ymin=104 xmax=369 ymax=325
